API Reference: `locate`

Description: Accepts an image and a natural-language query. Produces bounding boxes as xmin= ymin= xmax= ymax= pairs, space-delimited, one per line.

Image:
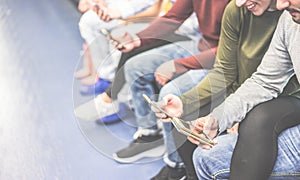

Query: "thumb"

xmin=156 ymin=98 xmax=168 ymax=107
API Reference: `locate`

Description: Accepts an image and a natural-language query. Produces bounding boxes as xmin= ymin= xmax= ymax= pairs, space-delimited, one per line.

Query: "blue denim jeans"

xmin=124 ymin=39 xmax=208 ymax=164
xmin=193 ymin=125 xmax=300 ymax=179
xmin=125 ymin=40 xmax=200 ymax=129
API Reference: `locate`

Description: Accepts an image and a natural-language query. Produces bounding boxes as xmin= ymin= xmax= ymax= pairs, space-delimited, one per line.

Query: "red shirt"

xmin=137 ymin=0 xmax=229 ymax=71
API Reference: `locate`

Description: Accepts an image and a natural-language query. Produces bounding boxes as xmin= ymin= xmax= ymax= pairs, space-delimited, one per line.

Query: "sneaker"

xmin=95 ymin=102 xmax=129 ymax=124
xmin=74 ymin=93 xmax=119 ymax=121
xmin=151 ymin=165 xmax=187 ymax=180
xmin=80 ymin=79 xmax=111 ymax=96
xmin=113 ymin=133 xmax=165 ymax=163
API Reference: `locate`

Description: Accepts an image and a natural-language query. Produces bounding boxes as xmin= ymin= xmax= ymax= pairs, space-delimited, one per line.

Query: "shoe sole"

xmin=179 ymin=176 xmax=187 ymax=180
xmin=96 ymin=113 xmax=120 ymax=124
xmin=74 ymin=99 xmax=119 ymax=121
xmin=112 ymin=145 xmax=165 ymax=163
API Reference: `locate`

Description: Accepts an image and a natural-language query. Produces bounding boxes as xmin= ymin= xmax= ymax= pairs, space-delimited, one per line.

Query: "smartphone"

xmin=100 ymin=28 xmax=126 ymax=50
xmin=142 ymin=94 xmax=214 ymax=147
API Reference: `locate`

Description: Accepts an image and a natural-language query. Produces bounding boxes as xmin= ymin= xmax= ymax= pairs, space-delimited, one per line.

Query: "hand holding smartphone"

xmin=142 ymin=94 xmax=215 ymax=147
xmin=100 ymin=28 xmax=126 ymax=50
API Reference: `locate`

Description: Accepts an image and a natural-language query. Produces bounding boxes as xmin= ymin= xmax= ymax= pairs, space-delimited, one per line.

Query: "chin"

xmin=292 ymin=18 xmax=300 ymax=24
xmin=252 ymin=9 xmax=265 ymax=16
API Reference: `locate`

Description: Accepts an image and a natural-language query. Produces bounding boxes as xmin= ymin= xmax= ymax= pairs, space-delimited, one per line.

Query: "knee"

xmin=79 ymin=10 xmax=105 ymax=39
xmin=159 ymin=84 xmax=175 ymax=100
xmin=124 ymin=57 xmax=146 ymax=82
xmin=241 ymin=102 xmax=276 ymax=132
xmin=79 ymin=11 xmax=96 ymax=31
xmin=193 ymin=147 xmax=215 ymax=179
xmin=124 ymin=59 xmax=138 ymax=82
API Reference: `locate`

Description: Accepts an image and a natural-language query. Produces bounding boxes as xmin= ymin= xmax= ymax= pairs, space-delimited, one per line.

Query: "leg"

xmin=78 ymin=10 xmax=123 ymax=82
xmin=74 ymin=35 xmax=187 ymax=121
xmin=230 ymin=96 xmax=300 ymax=180
xmin=192 ymin=124 xmax=300 ymax=180
xmin=74 ymin=43 xmax=93 ymax=79
xmin=125 ymin=41 xmax=199 ymax=130
xmin=193 ymin=133 xmax=237 ymax=180
xmin=173 ymin=95 xmax=226 ymax=179
xmin=160 ymin=70 xmax=209 ymax=165
xmin=113 ymin=40 xmax=200 ymax=163
xmin=105 ymin=36 xmax=181 ymax=100
xmin=271 ymin=124 xmax=300 ymax=179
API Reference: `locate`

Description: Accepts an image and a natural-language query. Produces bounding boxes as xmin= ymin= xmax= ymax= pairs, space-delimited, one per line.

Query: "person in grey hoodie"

xmin=155 ymin=0 xmax=300 ymax=179
xmin=187 ymin=0 xmax=300 ymax=179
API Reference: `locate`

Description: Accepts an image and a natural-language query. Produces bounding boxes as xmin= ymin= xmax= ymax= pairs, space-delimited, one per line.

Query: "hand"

xmin=154 ymin=61 xmax=176 ymax=86
xmin=78 ymin=0 xmax=93 ymax=13
xmin=93 ymin=4 xmax=111 ymax=22
xmin=151 ymin=94 xmax=183 ymax=122
xmin=115 ymin=32 xmax=141 ymax=52
xmin=227 ymin=123 xmax=239 ymax=134
xmin=188 ymin=116 xmax=219 ymax=150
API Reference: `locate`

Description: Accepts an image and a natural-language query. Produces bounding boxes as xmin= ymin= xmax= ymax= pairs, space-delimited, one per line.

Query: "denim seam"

xmin=211 ymin=170 xmax=300 ymax=179
xmin=211 ymin=169 xmax=230 ymax=180
xmin=270 ymin=171 xmax=300 ymax=177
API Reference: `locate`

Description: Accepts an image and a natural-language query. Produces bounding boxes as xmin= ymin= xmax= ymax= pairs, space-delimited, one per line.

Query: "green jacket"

xmin=180 ymin=1 xmax=300 ymax=117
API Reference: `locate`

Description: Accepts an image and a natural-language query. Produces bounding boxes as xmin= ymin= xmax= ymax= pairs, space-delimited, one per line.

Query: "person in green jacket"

xmin=151 ymin=0 xmax=300 ymax=178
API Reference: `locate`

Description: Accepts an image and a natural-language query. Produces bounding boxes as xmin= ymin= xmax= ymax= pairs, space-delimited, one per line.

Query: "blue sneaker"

xmin=80 ymin=79 xmax=111 ymax=96
xmin=96 ymin=102 xmax=128 ymax=124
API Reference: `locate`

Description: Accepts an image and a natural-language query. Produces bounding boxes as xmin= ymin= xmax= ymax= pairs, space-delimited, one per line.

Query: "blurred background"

xmin=0 ymin=0 xmax=163 ymax=179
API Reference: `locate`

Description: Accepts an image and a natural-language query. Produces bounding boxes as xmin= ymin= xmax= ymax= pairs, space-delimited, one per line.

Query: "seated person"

xmin=151 ymin=0 xmax=300 ymax=178
xmin=192 ymin=2 xmax=300 ymax=178
xmin=75 ymin=0 xmax=164 ymax=95
xmin=75 ymin=3 xmax=229 ymax=180
xmin=157 ymin=0 xmax=300 ymax=179
xmin=114 ymin=0 xmax=228 ymax=175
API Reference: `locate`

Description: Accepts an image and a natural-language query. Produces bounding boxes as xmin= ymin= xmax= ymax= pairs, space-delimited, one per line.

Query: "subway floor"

xmin=0 ymin=0 xmax=164 ymax=179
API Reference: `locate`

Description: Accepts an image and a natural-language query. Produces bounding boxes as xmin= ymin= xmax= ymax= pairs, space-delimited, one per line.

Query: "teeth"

xmin=248 ymin=3 xmax=256 ymax=9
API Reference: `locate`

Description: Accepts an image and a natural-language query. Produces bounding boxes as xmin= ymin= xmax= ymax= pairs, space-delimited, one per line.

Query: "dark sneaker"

xmin=113 ymin=134 xmax=165 ymax=163
xmin=151 ymin=165 xmax=187 ymax=180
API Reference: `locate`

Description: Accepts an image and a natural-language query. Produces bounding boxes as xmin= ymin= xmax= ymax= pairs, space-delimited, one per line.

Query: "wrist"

xmin=204 ymin=115 xmax=219 ymax=139
xmin=132 ymin=34 xmax=141 ymax=47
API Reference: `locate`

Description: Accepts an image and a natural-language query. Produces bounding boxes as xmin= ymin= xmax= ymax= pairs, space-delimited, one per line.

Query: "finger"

xmin=163 ymin=94 xmax=176 ymax=105
xmin=153 ymin=111 xmax=164 ymax=117
xmin=153 ymin=112 xmax=168 ymax=119
xmin=156 ymin=98 xmax=167 ymax=107
xmin=160 ymin=117 xmax=172 ymax=122
xmin=194 ymin=121 xmax=205 ymax=129
xmin=116 ymin=43 xmax=125 ymax=50
xmin=188 ymin=136 xmax=200 ymax=145
xmin=154 ymin=74 xmax=164 ymax=85
xmin=103 ymin=14 xmax=111 ymax=22
xmin=199 ymin=139 xmax=218 ymax=150
xmin=93 ymin=4 xmax=100 ymax=12
xmin=157 ymin=77 xmax=167 ymax=86
xmin=199 ymin=144 xmax=212 ymax=150
xmin=156 ymin=73 xmax=169 ymax=83
xmin=191 ymin=126 xmax=203 ymax=135
xmin=154 ymin=73 xmax=164 ymax=85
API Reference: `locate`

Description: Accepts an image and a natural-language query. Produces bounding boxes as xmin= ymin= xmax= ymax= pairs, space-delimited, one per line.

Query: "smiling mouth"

xmin=286 ymin=8 xmax=300 ymax=14
xmin=247 ymin=2 xmax=257 ymax=10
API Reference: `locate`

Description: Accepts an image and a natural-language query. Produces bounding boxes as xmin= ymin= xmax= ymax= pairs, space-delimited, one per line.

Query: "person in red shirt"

xmin=75 ymin=0 xmax=229 ymax=179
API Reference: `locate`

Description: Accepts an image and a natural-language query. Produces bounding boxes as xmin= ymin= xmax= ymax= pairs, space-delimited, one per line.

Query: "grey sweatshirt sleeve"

xmin=211 ymin=11 xmax=296 ymax=133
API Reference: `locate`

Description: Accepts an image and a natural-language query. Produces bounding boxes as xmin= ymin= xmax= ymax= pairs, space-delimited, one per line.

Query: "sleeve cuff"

xmin=210 ymin=112 xmax=227 ymax=135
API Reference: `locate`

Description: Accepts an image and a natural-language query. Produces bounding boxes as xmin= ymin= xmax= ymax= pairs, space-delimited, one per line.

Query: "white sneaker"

xmin=74 ymin=94 xmax=119 ymax=121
